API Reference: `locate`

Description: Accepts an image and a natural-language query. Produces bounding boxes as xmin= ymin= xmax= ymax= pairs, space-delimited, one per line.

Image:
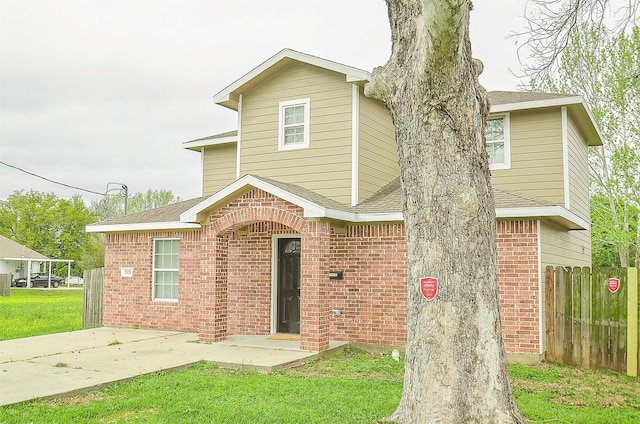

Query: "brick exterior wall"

xmin=496 ymin=220 xmax=541 ymax=354
xmin=103 ymin=231 xmax=203 ymax=332
xmin=103 ymin=190 xmax=542 ymax=354
xmin=329 ymin=225 xmax=407 ymax=346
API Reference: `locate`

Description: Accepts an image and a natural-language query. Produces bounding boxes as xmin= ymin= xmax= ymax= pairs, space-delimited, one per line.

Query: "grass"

xmin=0 ymin=350 xmax=404 ymax=423
xmin=1 ymin=349 xmax=639 ymax=423
xmin=1 ymin=290 xmax=639 ymax=423
xmin=510 ymin=361 xmax=640 ymax=423
xmin=0 ymin=288 xmax=83 ymax=341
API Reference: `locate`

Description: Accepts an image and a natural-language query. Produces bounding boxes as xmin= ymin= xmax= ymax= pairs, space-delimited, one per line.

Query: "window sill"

xmin=152 ymin=299 xmax=179 ymax=306
xmin=278 ymin=143 xmax=309 ymax=151
xmin=489 ymin=163 xmax=511 ymax=171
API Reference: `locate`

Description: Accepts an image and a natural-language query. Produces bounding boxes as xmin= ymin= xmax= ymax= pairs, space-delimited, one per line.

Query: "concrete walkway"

xmin=0 ymin=327 xmax=346 ymax=406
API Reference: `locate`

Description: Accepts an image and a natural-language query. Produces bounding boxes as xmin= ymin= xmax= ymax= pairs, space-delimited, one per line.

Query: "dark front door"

xmin=277 ymin=238 xmax=301 ymax=334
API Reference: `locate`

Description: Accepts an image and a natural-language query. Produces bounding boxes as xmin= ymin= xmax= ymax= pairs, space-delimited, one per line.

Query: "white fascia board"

xmin=183 ymin=136 xmax=237 ymax=150
xmin=85 ymin=222 xmax=201 ymax=233
xmin=214 ymin=49 xmax=370 ymax=105
xmin=180 ymin=174 xmax=404 ymax=225
xmin=577 ymin=98 xmax=605 ymax=144
xmin=327 ymin=209 xmax=404 ymax=222
xmin=308 ymin=207 xmax=403 ymax=223
xmin=490 ymin=96 xmax=584 ymax=113
xmin=496 ymin=206 xmax=589 ymax=230
xmin=180 ymin=175 xmax=325 ymax=223
xmin=2 ymin=256 xmax=49 ymax=262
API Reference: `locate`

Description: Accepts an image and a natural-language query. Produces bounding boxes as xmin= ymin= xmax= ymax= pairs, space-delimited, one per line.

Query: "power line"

xmin=0 ymin=160 xmax=106 ymax=197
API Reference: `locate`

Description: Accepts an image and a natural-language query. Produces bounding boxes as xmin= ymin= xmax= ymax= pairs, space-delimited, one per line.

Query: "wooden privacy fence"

xmin=83 ymin=267 xmax=104 ymax=329
xmin=0 ymin=274 xmax=10 ymax=296
xmin=545 ymin=266 xmax=638 ymax=376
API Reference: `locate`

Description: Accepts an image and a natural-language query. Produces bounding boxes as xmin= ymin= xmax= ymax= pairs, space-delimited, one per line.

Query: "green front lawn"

xmin=0 ymin=350 xmax=404 ymax=423
xmin=0 ymin=288 xmax=83 ymax=341
xmin=2 ymin=349 xmax=640 ymax=423
xmin=2 ymin=290 xmax=639 ymax=423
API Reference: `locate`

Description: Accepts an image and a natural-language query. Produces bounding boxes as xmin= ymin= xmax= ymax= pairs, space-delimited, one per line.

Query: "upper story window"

xmin=153 ymin=238 xmax=179 ymax=301
xmin=486 ymin=113 xmax=511 ymax=170
xmin=278 ymin=98 xmax=310 ymax=151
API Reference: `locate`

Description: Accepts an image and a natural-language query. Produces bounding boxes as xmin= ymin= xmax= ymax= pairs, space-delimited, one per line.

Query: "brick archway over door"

xmin=199 ymin=189 xmax=331 ymax=351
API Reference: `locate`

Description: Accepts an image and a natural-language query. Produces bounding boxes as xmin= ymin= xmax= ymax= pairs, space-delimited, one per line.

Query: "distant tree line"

xmin=0 ymin=189 xmax=181 ymax=275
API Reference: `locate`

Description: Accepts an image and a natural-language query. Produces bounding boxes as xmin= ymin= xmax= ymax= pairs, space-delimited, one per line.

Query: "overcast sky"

xmin=1 ymin=0 xmax=529 ymax=204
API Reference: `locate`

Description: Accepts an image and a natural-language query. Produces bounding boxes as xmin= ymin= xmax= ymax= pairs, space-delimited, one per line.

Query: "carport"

xmin=0 ymin=235 xmax=73 ymax=287
xmin=20 ymin=258 xmax=74 ymax=288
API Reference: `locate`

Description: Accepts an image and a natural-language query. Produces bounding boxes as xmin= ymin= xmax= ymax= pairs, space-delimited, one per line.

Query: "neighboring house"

xmin=0 ymin=235 xmax=73 ymax=287
xmin=0 ymin=235 xmax=51 ymax=286
xmin=87 ymin=49 xmax=602 ymax=362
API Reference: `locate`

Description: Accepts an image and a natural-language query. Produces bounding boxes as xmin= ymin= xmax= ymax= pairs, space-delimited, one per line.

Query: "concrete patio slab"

xmin=0 ymin=327 xmax=347 ymax=406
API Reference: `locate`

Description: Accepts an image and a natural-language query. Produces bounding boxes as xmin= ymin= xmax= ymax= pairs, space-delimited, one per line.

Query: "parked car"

xmin=12 ymin=273 xmax=64 ymax=288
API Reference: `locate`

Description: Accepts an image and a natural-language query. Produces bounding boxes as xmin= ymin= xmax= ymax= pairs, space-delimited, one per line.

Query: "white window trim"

xmin=487 ymin=112 xmax=511 ymax=170
xmin=152 ymin=237 xmax=180 ymax=302
xmin=278 ymin=98 xmax=310 ymax=151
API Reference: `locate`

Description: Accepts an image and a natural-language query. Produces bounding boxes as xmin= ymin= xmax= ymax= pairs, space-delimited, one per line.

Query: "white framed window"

xmin=152 ymin=238 xmax=179 ymax=301
xmin=278 ymin=98 xmax=310 ymax=151
xmin=486 ymin=113 xmax=511 ymax=170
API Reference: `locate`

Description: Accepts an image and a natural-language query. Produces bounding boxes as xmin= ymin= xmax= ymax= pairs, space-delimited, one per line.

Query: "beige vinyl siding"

xmin=358 ymin=93 xmax=399 ymax=203
xmin=240 ymin=63 xmax=353 ymax=204
xmin=491 ymin=109 xmax=565 ymax=205
xmin=566 ymin=113 xmax=590 ymax=221
xmin=202 ymin=143 xmax=237 ymax=196
xmin=541 ymin=221 xmax=591 ymax=267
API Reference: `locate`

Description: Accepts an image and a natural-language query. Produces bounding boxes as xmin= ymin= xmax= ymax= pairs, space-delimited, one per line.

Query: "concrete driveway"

xmin=0 ymin=327 xmax=346 ymax=406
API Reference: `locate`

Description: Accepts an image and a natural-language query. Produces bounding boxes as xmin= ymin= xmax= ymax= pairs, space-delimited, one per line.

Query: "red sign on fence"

xmin=420 ymin=277 xmax=438 ymax=301
xmin=608 ymin=278 xmax=620 ymax=293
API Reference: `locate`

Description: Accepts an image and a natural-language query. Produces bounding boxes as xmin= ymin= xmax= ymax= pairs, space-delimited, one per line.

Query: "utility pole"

xmin=106 ymin=182 xmax=128 ymax=215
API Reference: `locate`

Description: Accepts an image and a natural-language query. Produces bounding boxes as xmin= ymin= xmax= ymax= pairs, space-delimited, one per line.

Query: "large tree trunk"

xmin=365 ymin=1 xmax=525 ymax=422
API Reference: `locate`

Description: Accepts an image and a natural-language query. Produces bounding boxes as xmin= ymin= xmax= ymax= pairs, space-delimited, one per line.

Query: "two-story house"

xmin=87 ymin=49 xmax=602 ymax=362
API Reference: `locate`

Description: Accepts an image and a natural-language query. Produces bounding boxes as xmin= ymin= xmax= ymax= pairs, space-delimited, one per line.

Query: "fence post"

xmin=0 ymin=274 xmax=10 ymax=296
xmin=628 ymin=267 xmax=638 ymax=377
xmin=82 ymin=268 xmax=104 ymax=329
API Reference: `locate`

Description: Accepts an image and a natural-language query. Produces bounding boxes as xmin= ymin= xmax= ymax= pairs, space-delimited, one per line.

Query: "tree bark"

xmin=365 ymin=1 xmax=525 ymax=422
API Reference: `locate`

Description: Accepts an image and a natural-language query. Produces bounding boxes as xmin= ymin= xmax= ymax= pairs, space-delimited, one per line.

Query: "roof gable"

xmin=0 ymin=235 xmax=49 ymax=260
xmin=213 ymin=49 xmax=370 ymax=111
xmin=180 ymin=174 xmax=355 ymax=223
xmin=487 ymin=91 xmax=602 ymax=146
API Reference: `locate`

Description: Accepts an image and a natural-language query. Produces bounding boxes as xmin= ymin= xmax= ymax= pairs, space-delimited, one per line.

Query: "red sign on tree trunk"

xmin=608 ymin=278 xmax=620 ymax=293
xmin=420 ymin=277 xmax=438 ymax=301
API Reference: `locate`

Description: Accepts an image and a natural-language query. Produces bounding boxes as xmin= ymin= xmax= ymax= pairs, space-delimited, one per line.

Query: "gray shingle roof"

xmin=184 ymin=131 xmax=238 ymax=144
xmin=493 ymin=187 xmax=554 ymax=208
xmin=353 ymin=177 xmax=402 ymax=214
xmin=487 ymin=90 xmax=577 ymax=106
xmin=251 ymin=175 xmax=349 ymax=211
xmin=0 ymin=235 xmax=49 ymax=260
xmin=87 ymin=176 xmax=557 ymax=229
xmin=90 ymin=196 xmax=208 ymax=226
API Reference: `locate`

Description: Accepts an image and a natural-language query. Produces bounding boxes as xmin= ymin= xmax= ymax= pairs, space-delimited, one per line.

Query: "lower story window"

xmin=153 ymin=238 xmax=179 ymax=301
